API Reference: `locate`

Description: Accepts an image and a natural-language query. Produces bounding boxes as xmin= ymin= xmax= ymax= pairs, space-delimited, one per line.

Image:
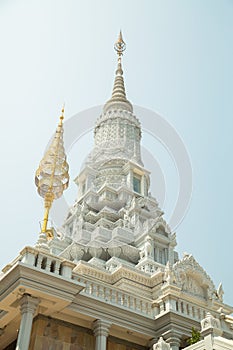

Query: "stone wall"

xmin=29 ymin=315 xmax=95 ymax=350
xmin=29 ymin=316 xmax=147 ymax=350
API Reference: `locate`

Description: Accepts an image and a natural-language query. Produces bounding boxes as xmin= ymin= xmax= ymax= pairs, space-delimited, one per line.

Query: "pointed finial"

xmin=103 ymin=31 xmax=133 ymax=113
xmin=114 ymin=30 xmax=126 ymax=57
xmin=35 ymin=106 xmax=69 ymax=239
xmin=59 ymin=103 xmax=65 ymax=125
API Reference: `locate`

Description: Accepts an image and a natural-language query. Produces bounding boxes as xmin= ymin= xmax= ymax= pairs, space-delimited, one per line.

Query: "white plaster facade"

xmin=0 ymin=40 xmax=233 ymax=350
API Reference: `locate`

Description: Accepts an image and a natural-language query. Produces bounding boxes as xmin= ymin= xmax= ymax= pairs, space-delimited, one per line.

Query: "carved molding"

xmin=173 ymin=254 xmax=216 ymax=300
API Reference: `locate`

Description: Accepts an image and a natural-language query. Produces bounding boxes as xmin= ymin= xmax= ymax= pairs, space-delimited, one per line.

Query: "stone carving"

xmin=107 ymin=246 xmax=122 ymax=258
xmin=123 ymin=208 xmax=131 ymax=228
xmin=137 ymin=261 xmax=158 ymax=274
xmin=173 ymin=254 xmax=216 ymax=299
xmin=89 ymin=246 xmax=103 ymax=258
xmin=106 ymin=261 xmax=119 ymax=272
xmin=129 ymin=197 xmax=137 ymax=211
xmin=74 ymin=201 xmax=89 ymax=230
xmin=140 ymin=237 xmax=153 ymax=260
xmin=181 ymin=274 xmax=204 ymax=296
xmin=147 ymin=217 xmax=170 ymax=236
xmin=80 ymin=201 xmax=89 ymax=214
xmin=136 ymin=217 xmax=143 ymax=232
xmin=121 ymin=245 xmax=140 ymax=263
xmin=164 ymin=262 xmax=177 ymax=285
xmin=60 ymin=243 xmax=85 ymax=262
xmin=216 ymin=282 xmax=224 ymax=302
xmin=201 ymin=312 xmax=222 ymax=334
xmin=137 ymin=197 xmax=149 ymax=211
xmin=153 ymin=337 xmax=171 ymax=350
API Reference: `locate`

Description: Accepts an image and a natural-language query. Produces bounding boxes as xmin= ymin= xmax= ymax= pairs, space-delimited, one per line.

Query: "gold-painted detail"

xmin=35 ymin=107 xmax=69 ymax=240
xmin=114 ymin=30 xmax=126 ymax=57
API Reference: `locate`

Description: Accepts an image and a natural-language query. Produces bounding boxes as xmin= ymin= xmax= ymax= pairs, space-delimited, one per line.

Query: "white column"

xmin=93 ymin=319 xmax=111 ymax=350
xmin=16 ymin=294 xmax=39 ymax=350
xmin=141 ymin=175 xmax=145 ymax=195
xmin=127 ymin=170 xmax=133 ymax=189
xmin=166 ymin=335 xmax=181 ymax=350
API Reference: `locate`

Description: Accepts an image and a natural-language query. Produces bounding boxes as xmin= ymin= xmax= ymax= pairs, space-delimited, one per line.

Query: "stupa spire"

xmin=35 ymin=106 xmax=69 ymax=239
xmin=103 ymin=31 xmax=133 ymax=113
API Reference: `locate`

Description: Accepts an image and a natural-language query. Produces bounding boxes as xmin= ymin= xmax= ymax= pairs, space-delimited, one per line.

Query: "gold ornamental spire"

xmin=114 ymin=30 xmax=126 ymax=58
xmin=35 ymin=107 xmax=69 ymax=239
xmin=103 ymin=31 xmax=133 ymax=114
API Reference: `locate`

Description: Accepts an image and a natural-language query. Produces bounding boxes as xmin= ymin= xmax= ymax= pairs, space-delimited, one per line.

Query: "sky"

xmin=0 ymin=0 xmax=233 ymax=306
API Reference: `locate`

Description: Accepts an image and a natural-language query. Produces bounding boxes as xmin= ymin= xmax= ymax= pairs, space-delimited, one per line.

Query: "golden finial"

xmin=59 ymin=104 xmax=65 ymax=125
xmin=114 ymin=30 xmax=126 ymax=57
xmin=35 ymin=106 xmax=69 ymax=239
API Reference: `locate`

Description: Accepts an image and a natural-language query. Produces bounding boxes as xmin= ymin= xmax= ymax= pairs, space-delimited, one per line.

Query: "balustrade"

xmin=77 ymin=276 xmax=153 ymax=317
xmin=20 ymin=247 xmax=74 ymax=279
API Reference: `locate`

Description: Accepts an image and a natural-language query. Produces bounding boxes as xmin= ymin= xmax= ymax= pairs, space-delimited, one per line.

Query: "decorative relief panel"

xmin=180 ymin=273 xmax=204 ymax=297
xmin=173 ymin=254 xmax=216 ymax=300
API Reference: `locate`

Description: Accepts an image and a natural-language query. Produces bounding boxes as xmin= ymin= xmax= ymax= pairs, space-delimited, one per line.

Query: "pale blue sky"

xmin=0 ymin=1 xmax=233 ymax=306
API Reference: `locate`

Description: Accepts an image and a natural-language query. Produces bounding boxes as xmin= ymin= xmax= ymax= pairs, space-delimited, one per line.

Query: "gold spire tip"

xmin=59 ymin=104 xmax=65 ymax=124
xmin=114 ymin=30 xmax=126 ymax=57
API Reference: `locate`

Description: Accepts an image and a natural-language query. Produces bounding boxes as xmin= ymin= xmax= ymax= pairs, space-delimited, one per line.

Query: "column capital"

xmin=92 ymin=319 xmax=111 ymax=337
xmin=166 ymin=337 xmax=181 ymax=347
xmin=16 ymin=294 xmax=40 ymax=350
xmin=163 ymin=331 xmax=182 ymax=349
xmin=20 ymin=294 xmax=40 ymax=316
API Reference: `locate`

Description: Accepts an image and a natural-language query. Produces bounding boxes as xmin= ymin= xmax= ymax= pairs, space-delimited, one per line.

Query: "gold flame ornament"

xmin=35 ymin=107 xmax=69 ymax=239
xmin=114 ymin=30 xmax=126 ymax=57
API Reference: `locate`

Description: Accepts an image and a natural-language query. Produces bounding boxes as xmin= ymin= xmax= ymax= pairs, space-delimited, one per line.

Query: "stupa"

xmin=0 ymin=32 xmax=232 ymax=350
